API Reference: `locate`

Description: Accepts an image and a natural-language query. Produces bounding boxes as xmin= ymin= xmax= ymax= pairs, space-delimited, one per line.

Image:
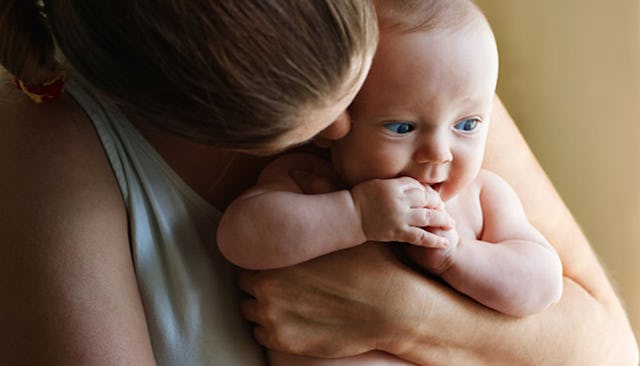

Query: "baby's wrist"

xmin=436 ymin=238 xmax=461 ymax=277
xmin=347 ymin=188 xmax=368 ymax=243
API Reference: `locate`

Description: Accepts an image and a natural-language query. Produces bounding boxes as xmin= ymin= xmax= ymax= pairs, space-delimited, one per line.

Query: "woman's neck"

xmin=130 ymin=117 xmax=271 ymax=210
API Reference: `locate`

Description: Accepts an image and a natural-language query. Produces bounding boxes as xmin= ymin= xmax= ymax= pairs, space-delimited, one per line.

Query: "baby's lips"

xmin=422 ymin=181 xmax=444 ymax=194
xmin=430 ymin=182 xmax=444 ymax=193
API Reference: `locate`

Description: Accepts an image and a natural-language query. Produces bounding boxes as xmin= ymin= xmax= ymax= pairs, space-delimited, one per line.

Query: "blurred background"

xmin=475 ymin=0 xmax=640 ymax=337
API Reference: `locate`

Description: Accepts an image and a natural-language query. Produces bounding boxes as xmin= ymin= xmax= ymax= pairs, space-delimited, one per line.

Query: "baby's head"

xmin=332 ymin=0 xmax=499 ymax=202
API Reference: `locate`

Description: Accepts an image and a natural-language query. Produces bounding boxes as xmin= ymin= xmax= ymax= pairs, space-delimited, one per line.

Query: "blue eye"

xmin=454 ymin=118 xmax=480 ymax=132
xmin=384 ymin=122 xmax=414 ymax=134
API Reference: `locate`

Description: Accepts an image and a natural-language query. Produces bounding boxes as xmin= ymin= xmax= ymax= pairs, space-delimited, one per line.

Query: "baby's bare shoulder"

xmin=475 ymin=169 xmax=514 ymax=194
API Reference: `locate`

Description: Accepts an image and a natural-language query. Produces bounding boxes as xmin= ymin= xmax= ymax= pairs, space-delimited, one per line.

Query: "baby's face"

xmin=332 ymin=20 xmax=499 ymax=202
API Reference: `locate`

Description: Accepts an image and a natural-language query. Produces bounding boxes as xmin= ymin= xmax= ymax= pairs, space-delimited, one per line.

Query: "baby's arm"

xmin=218 ymin=153 xmax=450 ymax=270
xmin=412 ymin=170 xmax=563 ymax=317
xmin=217 ymin=153 xmax=363 ymax=270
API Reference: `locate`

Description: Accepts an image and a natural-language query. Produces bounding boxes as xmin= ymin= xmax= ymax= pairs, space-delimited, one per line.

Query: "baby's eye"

xmin=454 ymin=118 xmax=480 ymax=132
xmin=384 ymin=122 xmax=414 ymax=134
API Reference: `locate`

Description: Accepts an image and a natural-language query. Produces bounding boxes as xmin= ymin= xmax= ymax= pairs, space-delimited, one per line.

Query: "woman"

xmin=0 ymin=0 xmax=636 ymax=365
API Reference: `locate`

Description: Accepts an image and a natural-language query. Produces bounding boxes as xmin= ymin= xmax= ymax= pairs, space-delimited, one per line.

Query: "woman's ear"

xmin=312 ymin=135 xmax=332 ymax=148
xmin=313 ymin=111 xmax=351 ymax=147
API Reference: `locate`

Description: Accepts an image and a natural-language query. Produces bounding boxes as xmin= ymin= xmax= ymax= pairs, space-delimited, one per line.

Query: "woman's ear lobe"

xmin=314 ymin=111 xmax=352 ymax=147
xmin=312 ymin=135 xmax=332 ymax=148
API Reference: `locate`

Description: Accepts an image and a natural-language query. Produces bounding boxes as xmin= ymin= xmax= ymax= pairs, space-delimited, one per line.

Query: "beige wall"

xmin=475 ymin=0 xmax=640 ymax=337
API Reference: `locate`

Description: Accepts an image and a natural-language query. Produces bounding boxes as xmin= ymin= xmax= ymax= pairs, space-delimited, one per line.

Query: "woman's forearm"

xmin=240 ymin=241 xmax=637 ymax=365
xmin=384 ymin=271 xmax=637 ymax=365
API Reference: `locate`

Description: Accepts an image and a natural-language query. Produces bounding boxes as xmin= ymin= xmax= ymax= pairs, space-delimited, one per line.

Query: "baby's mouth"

xmin=429 ymin=182 xmax=443 ymax=193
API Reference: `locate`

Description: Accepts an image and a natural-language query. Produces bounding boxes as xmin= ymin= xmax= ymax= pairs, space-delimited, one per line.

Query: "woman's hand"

xmin=237 ymin=242 xmax=429 ymax=359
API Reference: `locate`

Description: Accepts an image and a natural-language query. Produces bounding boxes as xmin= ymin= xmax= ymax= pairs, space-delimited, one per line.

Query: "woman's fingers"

xmin=236 ymin=269 xmax=259 ymax=297
xmin=239 ymin=297 xmax=259 ymax=323
xmin=235 ymin=243 xmax=406 ymax=358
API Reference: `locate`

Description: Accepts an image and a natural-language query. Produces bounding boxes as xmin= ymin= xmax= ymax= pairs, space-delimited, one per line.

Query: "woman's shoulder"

xmin=0 ymin=75 xmax=156 ymax=364
xmin=1 ymin=74 xmax=95 ymax=142
xmin=0 ymin=75 xmax=127 ymax=231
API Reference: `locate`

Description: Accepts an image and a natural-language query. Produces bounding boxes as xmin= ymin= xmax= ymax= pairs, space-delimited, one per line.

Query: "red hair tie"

xmin=14 ymin=73 xmax=65 ymax=103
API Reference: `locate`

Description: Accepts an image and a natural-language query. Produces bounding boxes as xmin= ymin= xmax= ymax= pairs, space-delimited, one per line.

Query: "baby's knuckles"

xmin=352 ymin=178 xmax=406 ymax=211
xmin=351 ymin=179 xmax=412 ymax=241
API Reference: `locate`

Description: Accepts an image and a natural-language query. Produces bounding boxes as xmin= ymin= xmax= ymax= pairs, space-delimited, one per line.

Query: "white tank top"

xmin=66 ymin=76 xmax=266 ymax=366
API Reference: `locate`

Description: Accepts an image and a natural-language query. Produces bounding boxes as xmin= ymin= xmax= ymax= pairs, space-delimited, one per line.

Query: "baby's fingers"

xmin=401 ymin=227 xmax=449 ymax=248
xmin=405 ymin=186 xmax=443 ymax=209
xmin=409 ymin=208 xmax=454 ymax=229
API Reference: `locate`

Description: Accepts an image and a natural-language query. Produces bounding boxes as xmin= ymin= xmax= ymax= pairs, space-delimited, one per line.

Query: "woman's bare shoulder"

xmin=0 ymin=77 xmax=155 ymax=363
xmin=0 ymin=75 xmax=129 ymax=252
xmin=0 ymin=77 xmax=124 ymax=217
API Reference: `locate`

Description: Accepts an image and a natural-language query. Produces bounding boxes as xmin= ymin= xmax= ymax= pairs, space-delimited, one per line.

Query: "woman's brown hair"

xmin=0 ymin=1 xmax=61 ymax=85
xmin=0 ymin=0 xmax=378 ymax=149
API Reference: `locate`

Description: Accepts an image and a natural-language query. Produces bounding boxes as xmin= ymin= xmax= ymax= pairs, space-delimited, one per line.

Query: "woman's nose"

xmin=313 ymin=111 xmax=351 ymax=147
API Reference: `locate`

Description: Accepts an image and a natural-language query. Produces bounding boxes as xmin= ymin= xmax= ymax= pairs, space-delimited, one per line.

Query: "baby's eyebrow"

xmin=370 ymin=113 xmax=402 ymax=120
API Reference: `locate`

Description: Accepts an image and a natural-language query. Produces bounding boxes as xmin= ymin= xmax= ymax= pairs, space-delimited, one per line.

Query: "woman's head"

xmin=0 ymin=0 xmax=377 ymax=151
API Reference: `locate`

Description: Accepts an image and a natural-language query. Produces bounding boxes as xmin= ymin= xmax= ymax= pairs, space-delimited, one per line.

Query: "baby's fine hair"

xmin=374 ymin=0 xmax=486 ymax=34
xmin=0 ymin=1 xmax=378 ymax=149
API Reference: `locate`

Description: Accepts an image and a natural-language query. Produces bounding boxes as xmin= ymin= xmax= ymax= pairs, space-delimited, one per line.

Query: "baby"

xmin=218 ymin=0 xmax=563 ymax=364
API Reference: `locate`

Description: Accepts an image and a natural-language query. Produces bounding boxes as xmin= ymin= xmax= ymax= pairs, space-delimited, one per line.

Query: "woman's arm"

xmin=238 ymin=96 xmax=639 ymax=365
xmin=0 ymin=83 xmax=156 ymax=365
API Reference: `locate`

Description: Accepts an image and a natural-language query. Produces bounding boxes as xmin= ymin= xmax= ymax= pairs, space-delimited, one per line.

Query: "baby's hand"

xmin=350 ymin=177 xmax=453 ymax=248
xmin=406 ymin=226 xmax=460 ymax=275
